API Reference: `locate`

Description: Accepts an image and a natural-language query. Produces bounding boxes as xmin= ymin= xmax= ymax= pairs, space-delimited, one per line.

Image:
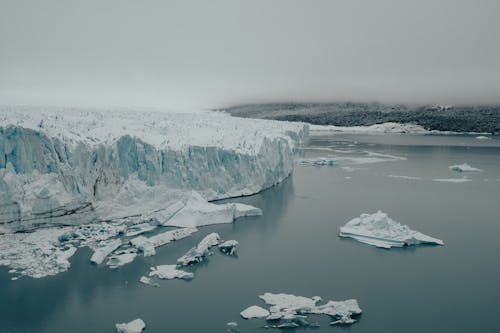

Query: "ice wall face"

xmin=0 ymin=107 xmax=308 ymax=232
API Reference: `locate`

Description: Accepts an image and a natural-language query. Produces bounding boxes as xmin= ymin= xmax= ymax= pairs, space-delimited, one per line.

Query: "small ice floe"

xmin=139 ymin=276 xmax=159 ymax=287
xmin=115 ymin=318 xmax=145 ymax=333
xmin=107 ymin=249 xmax=138 ymax=269
xmin=240 ymin=305 xmax=270 ymax=319
xmin=125 ymin=222 xmax=157 ymax=237
xmin=240 ymin=293 xmax=361 ymax=329
xmin=149 ymin=264 xmax=193 ymax=280
xmin=434 ymin=178 xmax=471 ymax=183
xmin=177 ymin=233 xmax=220 ymax=267
xmin=219 ymin=240 xmax=238 ymax=255
xmin=90 ymin=239 xmax=122 ymax=265
xmin=449 ymin=163 xmax=482 ymax=172
xmin=226 ymin=321 xmax=240 ymax=333
xmin=297 ymin=157 xmax=335 ymax=166
xmin=339 ymin=211 xmax=443 ymax=249
xmin=476 ymin=136 xmax=490 ymax=140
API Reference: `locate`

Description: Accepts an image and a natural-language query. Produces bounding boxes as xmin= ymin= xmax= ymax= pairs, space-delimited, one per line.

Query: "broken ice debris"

xmin=115 ymin=318 xmax=145 ymax=333
xmin=226 ymin=321 xmax=240 ymax=333
xmin=339 ymin=211 xmax=444 ymax=249
xmin=219 ymin=240 xmax=238 ymax=255
xmin=449 ymin=163 xmax=482 ymax=172
xmin=297 ymin=157 xmax=335 ymax=166
xmin=240 ymin=292 xmax=361 ymax=329
xmin=149 ymin=264 xmax=193 ymax=280
xmin=176 ymin=232 xmax=220 ymax=267
xmin=90 ymin=239 xmax=122 ymax=265
xmin=240 ymin=305 xmax=270 ymax=319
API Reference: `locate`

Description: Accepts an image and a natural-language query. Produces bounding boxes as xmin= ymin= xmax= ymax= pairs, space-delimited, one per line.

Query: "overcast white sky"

xmin=1 ymin=0 xmax=500 ymax=109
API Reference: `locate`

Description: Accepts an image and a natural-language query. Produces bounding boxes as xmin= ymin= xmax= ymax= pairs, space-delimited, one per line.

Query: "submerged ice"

xmin=339 ymin=211 xmax=444 ymax=249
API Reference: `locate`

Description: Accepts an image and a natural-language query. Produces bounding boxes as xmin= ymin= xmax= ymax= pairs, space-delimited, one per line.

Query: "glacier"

xmin=339 ymin=211 xmax=444 ymax=248
xmin=0 ymin=106 xmax=308 ymax=232
xmin=0 ymin=106 xmax=308 ymax=278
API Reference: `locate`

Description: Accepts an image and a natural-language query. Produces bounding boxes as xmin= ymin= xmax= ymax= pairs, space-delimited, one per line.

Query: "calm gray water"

xmin=1 ymin=134 xmax=500 ymax=333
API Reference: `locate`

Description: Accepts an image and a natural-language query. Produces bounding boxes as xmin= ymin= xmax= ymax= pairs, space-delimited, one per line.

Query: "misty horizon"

xmin=2 ymin=0 xmax=500 ymax=109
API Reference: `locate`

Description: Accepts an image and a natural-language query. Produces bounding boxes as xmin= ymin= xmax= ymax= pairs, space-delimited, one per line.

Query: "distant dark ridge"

xmin=222 ymin=103 xmax=500 ymax=134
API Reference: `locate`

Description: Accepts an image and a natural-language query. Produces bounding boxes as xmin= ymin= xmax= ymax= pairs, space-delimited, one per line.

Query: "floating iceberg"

xmin=115 ymin=318 xmax=145 ymax=333
xmin=219 ymin=240 xmax=238 ymax=255
xmin=240 ymin=306 xmax=270 ymax=319
xmin=339 ymin=211 xmax=444 ymax=248
xmin=475 ymin=136 xmax=490 ymax=140
xmin=107 ymin=249 xmax=138 ymax=269
xmin=240 ymin=293 xmax=361 ymax=329
xmin=176 ymin=233 xmax=220 ymax=267
xmin=149 ymin=264 xmax=193 ymax=280
xmin=139 ymin=276 xmax=159 ymax=287
xmin=449 ymin=163 xmax=482 ymax=172
xmin=125 ymin=222 xmax=157 ymax=237
xmin=297 ymin=157 xmax=335 ymax=166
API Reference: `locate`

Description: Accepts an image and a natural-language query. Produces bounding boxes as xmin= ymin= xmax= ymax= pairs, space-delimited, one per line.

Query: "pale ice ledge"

xmin=449 ymin=163 xmax=482 ymax=172
xmin=339 ymin=211 xmax=444 ymax=249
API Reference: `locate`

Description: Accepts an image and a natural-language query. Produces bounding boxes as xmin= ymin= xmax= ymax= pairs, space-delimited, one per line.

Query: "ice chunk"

xmin=434 ymin=178 xmax=471 ymax=183
xmin=107 ymin=249 xmax=137 ymax=268
xmin=139 ymin=276 xmax=159 ymax=287
xmin=164 ymin=192 xmax=261 ymax=228
xmin=388 ymin=174 xmax=422 ymax=180
xmin=476 ymin=136 xmax=490 ymax=140
xmin=115 ymin=318 xmax=145 ymax=333
xmin=219 ymin=240 xmax=238 ymax=255
xmin=176 ymin=233 xmax=220 ymax=267
xmin=339 ymin=211 xmax=444 ymax=248
xmin=240 ymin=306 xmax=270 ymax=319
xmin=149 ymin=264 xmax=194 ymax=280
xmin=90 ymin=239 xmax=122 ymax=265
xmin=449 ymin=163 xmax=482 ymax=172
xmin=226 ymin=321 xmax=240 ymax=333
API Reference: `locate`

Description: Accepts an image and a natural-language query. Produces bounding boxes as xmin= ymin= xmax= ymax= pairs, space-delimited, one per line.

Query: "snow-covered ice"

xmin=240 ymin=292 xmax=361 ymax=329
xmin=177 ymin=233 xmax=220 ymax=267
xmin=219 ymin=240 xmax=238 ymax=255
xmin=149 ymin=264 xmax=194 ymax=280
xmin=107 ymin=249 xmax=137 ymax=268
xmin=115 ymin=318 xmax=145 ymax=333
xmin=339 ymin=211 xmax=444 ymax=248
xmin=449 ymin=163 xmax=482 ymax=172
xmin=240 ymin=305 xmax=270 ymax=319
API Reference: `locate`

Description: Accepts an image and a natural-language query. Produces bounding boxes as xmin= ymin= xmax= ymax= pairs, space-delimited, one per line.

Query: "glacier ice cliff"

xmin=0 ymin=106 xmax=308 ymax=232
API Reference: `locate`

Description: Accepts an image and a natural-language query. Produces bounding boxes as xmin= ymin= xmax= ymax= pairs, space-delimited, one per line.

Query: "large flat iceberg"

xmin=339 ymin=211 xmax=444 ymax=248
